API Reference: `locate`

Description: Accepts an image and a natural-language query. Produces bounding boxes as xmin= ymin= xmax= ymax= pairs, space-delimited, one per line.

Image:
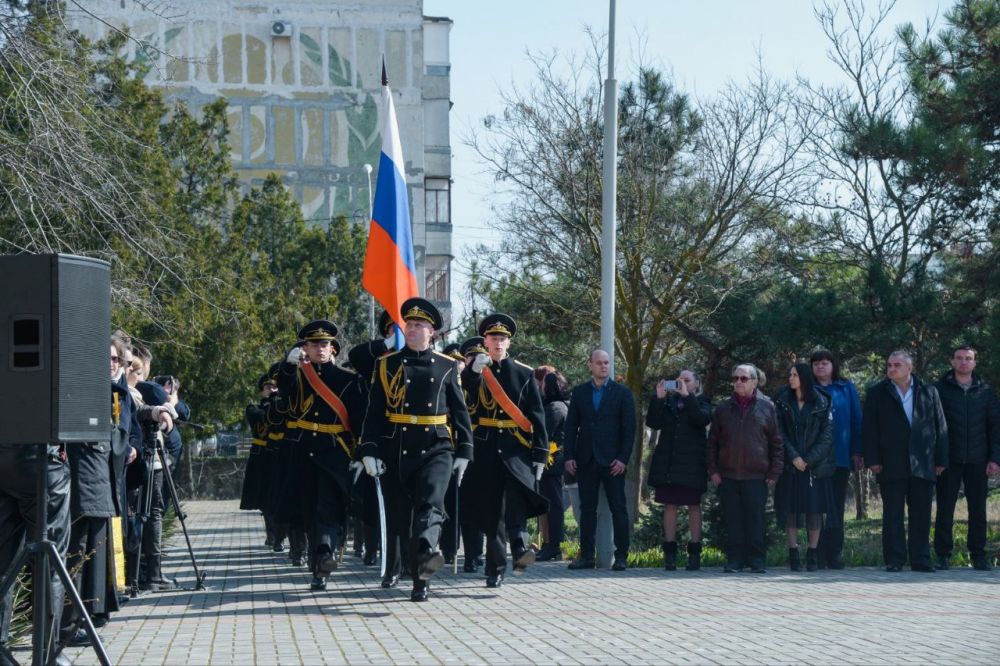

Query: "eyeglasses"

xmin=110 ymin=356 xmax=120 ymax=363
xmin=731 ymin=376 xmax=754 ymax=383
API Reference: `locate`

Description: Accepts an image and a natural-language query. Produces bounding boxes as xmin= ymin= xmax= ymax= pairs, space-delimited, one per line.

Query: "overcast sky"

xmin=422 ymin=0 xmax=945 ymax=325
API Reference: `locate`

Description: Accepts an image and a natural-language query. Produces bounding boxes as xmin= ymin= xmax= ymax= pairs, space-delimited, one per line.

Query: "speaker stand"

xmin=0 ymin=443 xmax=110 ymax=666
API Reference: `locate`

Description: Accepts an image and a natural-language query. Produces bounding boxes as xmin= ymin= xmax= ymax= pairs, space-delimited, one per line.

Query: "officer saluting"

xmin=276 ymin=320 xmax=366 ymax=591
xmin=460 ymin=314 xmax=549 ymax=589
xmin=359 ymin=298 xmax=473 ymax=602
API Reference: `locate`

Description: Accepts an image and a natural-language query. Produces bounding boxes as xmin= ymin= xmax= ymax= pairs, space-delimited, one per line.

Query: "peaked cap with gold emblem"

xmin=442 ymin=343 xmax=463 ymax=361
xmin=459 ymin=336 xmax=487 ymax=357
xmin=297 ymin=319 xmax=338 ymax=341
xmin=478 ymin=313 xmax=517 ymax=339
xmin=400 ymin=297 xmax=442 ymax=330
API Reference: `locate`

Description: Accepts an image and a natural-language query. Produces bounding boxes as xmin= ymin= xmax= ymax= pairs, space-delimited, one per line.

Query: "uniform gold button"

xmin=421 ymin=449 xmax=426 ymax=453
xmin=402 ymin=427 xmax=408 ymax=432
xmin=410 ymin=416 xmax=418 ymax=424
xmin=430 ymin=378 xmax=435 ymax=383
xmin=314 ymin=412 xmax=319 ymax=416
xmin=404 ymin=402 xmax=409 ymax=407
xmin=424 ymin=427 xmax=429 ymax=432
xmin=406 ymin=379 xmax=411 ymax=384
xmin=403 ymin=449 xmax=408 ymax=454
xmin=427 ymin=403 xmax=432 ymax=407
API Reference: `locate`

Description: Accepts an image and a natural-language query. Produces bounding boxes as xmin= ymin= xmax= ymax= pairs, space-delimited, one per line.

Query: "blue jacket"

xmin=821 ymin=379 xmax=863 ymax=468
xmin=563 ymin=379 xmax=637 ymax=466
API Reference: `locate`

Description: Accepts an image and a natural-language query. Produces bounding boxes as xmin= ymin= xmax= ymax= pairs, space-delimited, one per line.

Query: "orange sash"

xmin=300 ymin=361 xmax=352 ymax=435
xmin=481 ymin=366 xmax=533 ymax=433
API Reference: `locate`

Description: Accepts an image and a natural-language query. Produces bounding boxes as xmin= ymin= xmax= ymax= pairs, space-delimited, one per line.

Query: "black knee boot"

xmin=686 ymin=542 xmax=702 ymax=571
xmin=789 ymin=547 xmax=801 ymax=571
xmin=662 ymin=541 xmax=678 ymax=571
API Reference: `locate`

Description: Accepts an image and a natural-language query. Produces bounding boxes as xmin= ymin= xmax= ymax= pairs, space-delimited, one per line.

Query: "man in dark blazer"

xmin=564 ymin=349 xmax=636 ymax=571
xmin=863 ymin=350 xmax=948 ymax=572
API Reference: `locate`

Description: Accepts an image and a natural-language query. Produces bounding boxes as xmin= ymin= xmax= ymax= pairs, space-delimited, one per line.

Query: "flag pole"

xmin=600 ymin=0 xmax=618 ymax=376
xmin=364 ymin=162 xmax=374 ymax=339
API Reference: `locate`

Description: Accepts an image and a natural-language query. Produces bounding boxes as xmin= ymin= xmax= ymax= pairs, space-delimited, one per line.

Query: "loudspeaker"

xmin=0 ymin=254 xmax=111 ymax=444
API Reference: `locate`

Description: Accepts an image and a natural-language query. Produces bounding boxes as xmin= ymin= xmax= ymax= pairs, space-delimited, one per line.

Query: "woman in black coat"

xmin=773 ymin=362 xmax=835 ymax=571
xmin=536 ymin=370 xmax=569 ymax=562
xmin=645 ymin=370 xmax=712 ymax=571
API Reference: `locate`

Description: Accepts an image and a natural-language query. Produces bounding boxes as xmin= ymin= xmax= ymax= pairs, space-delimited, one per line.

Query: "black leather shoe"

xmin=885 ymin=564 xmax=903 ymax=572
xmin=291 ymin=555 xmax=305 ymax=567
xmin=749 ymin=565 xmax=767 ymax=574
xmin=486 ymin=573 xmax=504 ymax=588
xmin=310 ymin=576 xmax=327 ymax=591
xmin=363 ymin=552 xmax=377 ymax=566
xmin=418 ymin=550 xmax=445 ymax=581
xmin=272 ymin=543 xmax=285 ymax=553
xmin=512 ymin=548 xmax=535 ymax=575
xmin=317 ymin=550 xmax=338 ymax=574
xmin=972 ymin=557 xmax=994 ymax=571
xmin=911 ymin=563 xmax=936 ymax=573
xmin=935 ymin=557 xmax=950 ymax=570
xmin=92 ymin=614 xmax=109 ymax=629
xmin=612 ymin=558 xmax=627 ymax=571
xmin=410 ymin=580 xmax=429 ymax=602
xmin=463 ymin=559 xmax=481 ymax=573
xmin=723 ymin=561 xmax=744 ymax=573
xmin=443 ymin=553 xmax=455 ymax=565
xmin=567 ymin=558 xmax=595 ymax=570
xmin=536 ymin=544 xmax=563 ymax=562
xmin=380 ymin=573 xmax=400 ymax=588
xmin=66 ymin=628 xmax=90 ymax=647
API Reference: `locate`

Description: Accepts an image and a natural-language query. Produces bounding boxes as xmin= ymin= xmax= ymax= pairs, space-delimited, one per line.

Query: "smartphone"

xmin=661 ymin=379 xmax=678 ymax=391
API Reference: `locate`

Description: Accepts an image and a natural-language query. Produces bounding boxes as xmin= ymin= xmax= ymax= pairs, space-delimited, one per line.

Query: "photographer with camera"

xmin=153 ymin=375 xmax=189 ymax=482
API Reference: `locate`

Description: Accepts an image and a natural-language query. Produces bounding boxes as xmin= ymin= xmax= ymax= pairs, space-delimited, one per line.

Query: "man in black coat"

xmin=933 ymin=345 xmax=1000 ymax=571
xmin=275 ymin=320 xmax=367 ymax=591
xmin=359 ymin=298 xmax=474 ymax=602
xmin=460 ymin=315 xmax=549 ymax=588
xmin=564 ymin=349 xmax=637 ymax=571
xmin=863 ymin=350 xmax=948 ymax=572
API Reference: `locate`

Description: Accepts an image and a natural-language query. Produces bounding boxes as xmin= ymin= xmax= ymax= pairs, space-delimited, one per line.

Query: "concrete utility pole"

xmin=600 ymin=0 xmax=618 ymax=376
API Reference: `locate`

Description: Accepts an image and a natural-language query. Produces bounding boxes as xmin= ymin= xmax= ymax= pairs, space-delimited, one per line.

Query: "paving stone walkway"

xmin=63 ymin=500 xmax=1000 ymax=665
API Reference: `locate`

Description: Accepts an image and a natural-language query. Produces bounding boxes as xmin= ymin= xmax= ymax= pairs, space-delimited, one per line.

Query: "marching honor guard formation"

xmin=241 ymin=301 xmax=546 ymax=601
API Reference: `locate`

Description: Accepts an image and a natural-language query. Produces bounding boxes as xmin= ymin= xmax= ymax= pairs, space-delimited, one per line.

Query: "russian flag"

xmin=362 ymin=65 xmax=419 ymax=345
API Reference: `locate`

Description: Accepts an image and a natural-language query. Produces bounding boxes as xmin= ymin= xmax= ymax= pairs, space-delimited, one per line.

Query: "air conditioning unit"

xmin=271 ymin=20 xmax=292 ymax=38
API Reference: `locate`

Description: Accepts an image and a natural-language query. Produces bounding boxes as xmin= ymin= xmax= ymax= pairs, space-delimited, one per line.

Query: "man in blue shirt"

xmin=563 ymin=349 xmax=636 ymax=571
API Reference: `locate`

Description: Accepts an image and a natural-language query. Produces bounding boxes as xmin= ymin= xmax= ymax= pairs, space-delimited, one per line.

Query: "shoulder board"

xmin=433 ymin=351 xmax=457 ymax=362
xmin=378 ymin=350 xmax=403 ymax=363
xmin=514 ymin=360 xmax=534 ymax=370
xmin=336 ymin=365 xmax=357 ymax=375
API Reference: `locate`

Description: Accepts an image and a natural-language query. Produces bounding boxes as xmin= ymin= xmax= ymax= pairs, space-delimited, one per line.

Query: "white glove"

xmin=286 ymin=347 xmax=305 ymax=366
xmin=471 ymin=353 xmax=490 ymax=374
xmin=453 ymin=457 xmax=469 ymax=486
xmin=349 ymin=461 xmax=364 ymax=484
xmin=362 ymin=456 xmax=384 ymax=477
xmin=533 ymin=462 xmax=545 ymax=481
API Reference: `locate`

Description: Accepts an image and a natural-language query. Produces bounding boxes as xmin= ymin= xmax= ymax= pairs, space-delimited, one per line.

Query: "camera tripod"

xmin=136 ymin=434 xmax=206 ymax=592
xmin=0 ymin=443 xmax=110 ymax=666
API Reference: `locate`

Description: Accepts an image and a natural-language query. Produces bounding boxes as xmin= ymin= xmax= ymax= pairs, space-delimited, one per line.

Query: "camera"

xmin=661 ymin=379 xmax=678 ymax=391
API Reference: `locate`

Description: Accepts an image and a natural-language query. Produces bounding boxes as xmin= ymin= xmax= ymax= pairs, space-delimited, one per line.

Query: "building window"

xmin=425 ymin=255 xmax=450 ymax=301
xmin=425 ymin=178 xmax=450 ymax=225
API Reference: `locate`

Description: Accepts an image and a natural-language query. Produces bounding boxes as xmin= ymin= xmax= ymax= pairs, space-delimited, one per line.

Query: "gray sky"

xmin=423 ymin=0 xmax=945 ymax=326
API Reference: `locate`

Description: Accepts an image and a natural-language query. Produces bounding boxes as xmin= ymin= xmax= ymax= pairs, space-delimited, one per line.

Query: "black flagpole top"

xmin=381 ymin=59 xmax=388 ymax=86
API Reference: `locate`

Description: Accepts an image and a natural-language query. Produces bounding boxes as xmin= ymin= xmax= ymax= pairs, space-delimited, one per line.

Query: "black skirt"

xmin=774 ymin=469 xmax=833 ymax=517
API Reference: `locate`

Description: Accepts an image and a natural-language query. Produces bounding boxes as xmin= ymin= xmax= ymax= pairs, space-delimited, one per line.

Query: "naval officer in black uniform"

xmin=275 ymin=320 xmax=366 ymax=591
xmin=460 ymin=314 xmax=549 ymax=588
xmin=359 ymin=298 xmax=474 ymax=602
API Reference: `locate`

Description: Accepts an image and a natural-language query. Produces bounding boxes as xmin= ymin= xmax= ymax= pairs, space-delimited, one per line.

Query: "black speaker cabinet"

xmin=0 ymin=254 xmax=111 ymax=444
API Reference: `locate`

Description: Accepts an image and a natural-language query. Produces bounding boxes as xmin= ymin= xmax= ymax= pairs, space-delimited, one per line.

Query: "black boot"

xmin=410 ymin=579 xmax=429 ymax=602
xmin=685 ymin=542 xmax=702 ymax=571
xmin=806 ymin=547 xmax=818 ymax=572
xmin=788 ymin=548 xmax=801 ymax=572
xmin=661 ymin=541 xmax=678 ymax=571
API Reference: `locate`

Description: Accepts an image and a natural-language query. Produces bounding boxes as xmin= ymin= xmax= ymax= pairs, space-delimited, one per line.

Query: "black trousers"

xmin=879 ymin=476 xmax=934 ymax=568
xmin=309 ymin=469 xmax=346 ymax=575
xmin=381 ymin=459 xmax=411 ymax=578
xmin=719 ymin=478 xmax=767 ymax=568
xmin=441 ymin=471 xmax=483 ymax=560
xmin=402 ymin=453 xmax=453 ymax=583
xmin=0 ymin=445 xmax=71 ymax=646
xmin=934 ymin=463 xmax=989 ymax=559
xmin=539 ymin=474 xmax=566 ymax=546
xmin=61 ymin=516 xmax=112 ymax=641
xmin=817 ymin=467 xmax=850 ymax=563
xmin=483 ymin=478 xmax=531 ymax=577
xmin=577 ymin=460 xmax=630 ymax=561
xmin=140 ymin=468 xmax=166 ymax=578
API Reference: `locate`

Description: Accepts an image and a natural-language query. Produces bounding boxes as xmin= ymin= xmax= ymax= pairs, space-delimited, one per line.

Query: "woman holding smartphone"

xmin=645 ymin=370 xmax=713 ymax=570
